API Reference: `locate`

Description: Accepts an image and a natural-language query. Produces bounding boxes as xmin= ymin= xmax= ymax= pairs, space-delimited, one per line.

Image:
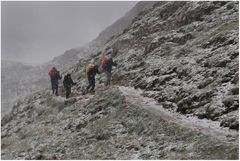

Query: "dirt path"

xmin=118 ymin=86 xmax=238 ymax=145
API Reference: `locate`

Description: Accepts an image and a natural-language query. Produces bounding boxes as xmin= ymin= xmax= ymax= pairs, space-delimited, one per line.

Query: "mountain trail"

xmin=117 ymin=85 xmax=239 ymax=145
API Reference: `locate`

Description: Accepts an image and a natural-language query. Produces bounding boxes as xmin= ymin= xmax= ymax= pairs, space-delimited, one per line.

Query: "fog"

xmin=1 ymin=1 xmax=137 ymax=65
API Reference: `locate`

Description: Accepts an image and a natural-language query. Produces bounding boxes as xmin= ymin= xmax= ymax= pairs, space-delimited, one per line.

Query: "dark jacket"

xmin=63 ymin=74 xmax=75 ymax=88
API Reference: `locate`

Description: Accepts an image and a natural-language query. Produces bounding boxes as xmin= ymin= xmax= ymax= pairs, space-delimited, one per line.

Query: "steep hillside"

xmin=1 ymin=1 xmax=239 ymax=159
xmin=96 ymin=1 xmax=155 ymax=45
xmin=1 ymin=2 xmax=154 ymax=115
xmin=69 ymin=1 xmax=239 ymax=130
xmin=106 ymin=1 xmax=239 ymax=130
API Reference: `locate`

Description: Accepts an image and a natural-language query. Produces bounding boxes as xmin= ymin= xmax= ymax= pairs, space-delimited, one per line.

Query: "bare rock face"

xmin=1 ymin=1 xmax=239 ymax=160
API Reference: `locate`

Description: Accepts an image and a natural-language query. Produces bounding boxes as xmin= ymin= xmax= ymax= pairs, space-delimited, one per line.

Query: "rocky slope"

xmin=1 ymin=85 xmax=238 ymax=159
xmin=106 ymin=1 xmax=239 ymax=130
xmin=1 ymin=2 xmax=154 ymax=116
xmin=1 ymin=1 xmax=239 ymax=159
xmin=68 ymin=1 xmax=239 ymax=130
xmin=96 ymin=1 xmax=155 ymax=45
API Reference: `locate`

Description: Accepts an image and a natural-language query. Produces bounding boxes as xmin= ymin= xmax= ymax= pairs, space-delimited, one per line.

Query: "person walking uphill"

xmin=101 ymin=47 xmax=117 ymax=86
xmin=85 ymin=64 xmax=99 ymax=93
xmin=63 ymin=73 xmax=76 ymax=99
xmin=48 ymin=67 xmax=62 ymax=96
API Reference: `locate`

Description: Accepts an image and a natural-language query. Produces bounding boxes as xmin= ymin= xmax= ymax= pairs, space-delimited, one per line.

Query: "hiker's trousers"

xmin=87 ymin=75 xmax=95 ymax=91
xmin=51 ymin=79 xmax=59 ymax=95
xmin=104 ymin=71 xmax=111 ymax=86
xmin=65 ymin=85 xmax=71 ymax=98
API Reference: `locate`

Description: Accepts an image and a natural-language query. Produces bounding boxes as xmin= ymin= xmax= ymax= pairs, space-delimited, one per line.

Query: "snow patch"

xmin=118 ymin=86 xmax=238 ymax=142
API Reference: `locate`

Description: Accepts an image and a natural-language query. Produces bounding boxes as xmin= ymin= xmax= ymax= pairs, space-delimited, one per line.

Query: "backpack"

xmin=86 ymin=64 xmax=95 ymax=76
xmin=48 ymin=69 xmax=57 ymax=79
xmin=101 ymin=56 xmax=110 ymax=67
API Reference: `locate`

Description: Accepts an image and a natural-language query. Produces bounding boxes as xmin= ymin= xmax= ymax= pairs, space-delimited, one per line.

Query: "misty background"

xmin=2 ymin=1 xmax=137 ymax=65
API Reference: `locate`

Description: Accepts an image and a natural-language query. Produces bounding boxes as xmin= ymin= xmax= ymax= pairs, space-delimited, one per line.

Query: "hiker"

xmin=63 ymin=73 xmax=76 ymax=99
xmin=85 ymin=63 xmax=99 ymax=93
xmin=48 ymin=67 xmax=62 ymax=96
xmin=100 ymin=47 xmax=117 ymax=86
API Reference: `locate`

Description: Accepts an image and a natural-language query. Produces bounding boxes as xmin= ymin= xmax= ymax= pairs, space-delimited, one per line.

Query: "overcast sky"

xmin=2 ymin=1 xmax=137 ymax=65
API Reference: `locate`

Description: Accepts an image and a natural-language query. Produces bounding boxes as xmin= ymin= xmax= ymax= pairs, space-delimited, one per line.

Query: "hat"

xmin=105 ymin=46 xmax=111 ymax=51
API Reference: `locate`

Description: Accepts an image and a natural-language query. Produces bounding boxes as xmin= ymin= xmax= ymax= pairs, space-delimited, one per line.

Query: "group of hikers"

xmin=48 ymin=47 xmax=117 ymax=99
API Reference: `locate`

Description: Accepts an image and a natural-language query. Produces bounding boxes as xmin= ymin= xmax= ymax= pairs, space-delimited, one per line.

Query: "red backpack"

xmin=101 ymin=56 xmax=110 ymax=66
xmin=48 ymin=69 xmax=57 ymax=79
